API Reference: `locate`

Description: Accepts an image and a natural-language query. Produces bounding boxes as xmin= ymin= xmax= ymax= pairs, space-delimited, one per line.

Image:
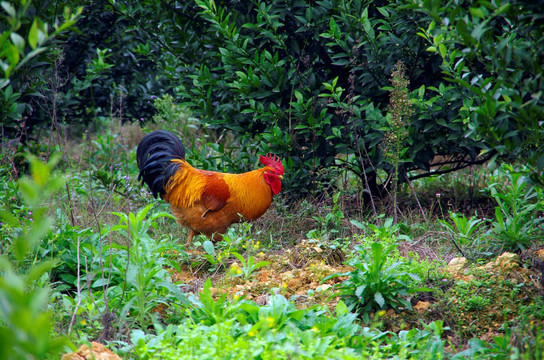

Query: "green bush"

xmin=0 ymin=1 xmax=81 ymax=135
xmin=101 ymin=0 xmax=504 ymax=198
xmin=6 ymin=0 xmax=542 ymax=197
xmin=416 ymin=0 xmax=544 ymax=183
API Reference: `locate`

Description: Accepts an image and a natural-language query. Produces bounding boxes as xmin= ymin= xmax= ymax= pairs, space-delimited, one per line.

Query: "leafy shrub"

xmin=51 ymin=3 xmax=170 ymax=131
xmin=0 ymin=1 xmax=81 ymax=136
xmin=128 ymin=278 xmax=450 ymax=359
xmin=307 ymin=192 xmax=348 ymax=241
xmin=416 ymin=0 xmax=544 ymax=182
xmin=190 ymin=223 xmax=256 ymax=272
xmin=230 ymin=252 xmax=270 ymax=280
xmin=326 ymin=242 xmax=425 ymax=322
xmin=93 ymin=204 xmax=187 ymax=329
xmin=99 ymin=0 xmax=503 ymax=198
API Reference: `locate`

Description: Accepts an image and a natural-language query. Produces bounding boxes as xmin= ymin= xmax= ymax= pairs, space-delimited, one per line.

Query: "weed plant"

xmin=382 ymin=61 xmax=414 ymax=223
xmin=192 ymin=223 xmax=257 ymax=273
xmin=488 ymin=164 xmax=543 ymax=252
xmin=105 ymin=205 xmax=184 ymax=329
xmin=325 ymin=241 xmax=427 ymax=323
xmin=439 ymin=211 xmax=489 ymax=259
xmin=230 ymin=252 xmax=271 ymax=280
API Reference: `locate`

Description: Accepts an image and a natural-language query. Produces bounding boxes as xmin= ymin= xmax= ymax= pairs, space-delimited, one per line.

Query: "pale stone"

xmin=62 ymin=342 xmax=122 ymax=360
xmin=414 ymin=301 xmax=430 ymax=312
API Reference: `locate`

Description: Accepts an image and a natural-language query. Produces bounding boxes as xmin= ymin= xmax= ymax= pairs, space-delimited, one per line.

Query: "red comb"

xmin=259 ymin=153 xmax=284 ymax=175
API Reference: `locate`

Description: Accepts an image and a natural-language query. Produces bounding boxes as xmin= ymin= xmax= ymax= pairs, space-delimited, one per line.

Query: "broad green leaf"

xmin=374 ymin=292 xmax=385 ymax=308
xmin=203 ymin=240 xmax=215 ymax=255
xmin=1 ymin=1 xmax=15 ymax=18
xmin=231 ymin=251 xmax=245 ymax=264
xmin=10 ymin=32 xmax=25 ymax=54
xmin=355 ymin=284 xmax=366 ymax=297
xmin=350 ymin=219 xmax=364 ymax=229
xmin=28 ymin=18 xmax=39 ymax=49
xmin=438 ymin=43 xmax=447 ymax=59
xmin=336 ymin=300 xmax=349 ymax=316
xmin=469 ymin=7 xmax=485 ymax=19
xmin=26 ymin=259 xmax=57 ymax=283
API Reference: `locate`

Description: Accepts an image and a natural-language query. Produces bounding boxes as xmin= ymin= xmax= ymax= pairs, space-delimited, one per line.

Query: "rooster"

xmin=136 ymin=130 xmax=284 ymax=244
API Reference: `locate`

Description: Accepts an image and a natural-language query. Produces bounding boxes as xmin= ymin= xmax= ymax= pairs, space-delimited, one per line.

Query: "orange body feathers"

xmin=137 ymin=131 xmax=284 ymax=244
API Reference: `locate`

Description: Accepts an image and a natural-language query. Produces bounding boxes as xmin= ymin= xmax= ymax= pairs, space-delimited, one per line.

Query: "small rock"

xmin=316 ymin=284 xmax=332 ymax=292
xmin=495 ymin=252 xmax=520 ymax=272
xmin=62 ymin=342 xmax=121 ymax=360
xmin=447 ymin=257 xmax=467 ymax=272
xmin=414 ymin=301 xmax=430 ymax=312
xmin=281 ymin=271 xmax=294 ymax=281
xmin=479 ymin=252 xmax=534 ymax=283
xmin=481 ymin=260 xmax=495 ymax=272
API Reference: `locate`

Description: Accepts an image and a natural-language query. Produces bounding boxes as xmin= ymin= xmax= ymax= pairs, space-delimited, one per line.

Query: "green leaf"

xmin=355 ymin=284 xmax=366 ymax=297
xmin=92 ymin=278 xmax=110 ymax=288
xmin=5 ymin=43 xmax=20 ymax=76
xmin=329 ymin=17 xmax=338 ymax=38
xmin=18 ymin=178 xmax=39 ymax=206
xmin=438 ymin=43 xmax=447 ymax=59
xmin=28 ymin=19 xmax=39 ymax=49
xmin=471 ymin=21 xmax=487 ymax=41
xmin=231 ymin=251 xmax=245 ymax=265
xmin=418 ymin=85 xmax=425 ymax=98
xmin=370 ymin=242 xmax=383 ymax=264
xmin=495 ymin=3 xmax=510 ymax=15
xmin=350 ymin=219 xmax=364 ymax=229
xmin=336 ymin=300 xmax=349 ymax=316
xmin=253 ymin=260 xmax=271 ymax=270
xmin=469 ymin=7 xmax=485 ymax=19
xmin=203 ymin=240 xmax=215 ymax=255
xmin=426 ymin=45 xmax=437 ymax=53
xmin=374 ymin=292 xmax=385 ymax=308
xmin=1 ymin=1 xmax=16 ymax=18
xmin=10 ymin=32 xmax=25 ymax=54
xmin=26 ymin=259 xmax=57 ymax=283
xmin=377 ymin=6 xmax=389 ymax=18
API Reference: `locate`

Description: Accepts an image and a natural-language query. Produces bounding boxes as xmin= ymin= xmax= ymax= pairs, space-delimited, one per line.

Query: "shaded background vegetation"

xmin=2 ymin=0 xmax=543 ymax=197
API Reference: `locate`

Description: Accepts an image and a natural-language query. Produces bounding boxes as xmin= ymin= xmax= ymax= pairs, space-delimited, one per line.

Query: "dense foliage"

xmin=2 ymin=0 xmax=543 ymax=195
xmin=416 ymin=0 xmax=544 ymax=185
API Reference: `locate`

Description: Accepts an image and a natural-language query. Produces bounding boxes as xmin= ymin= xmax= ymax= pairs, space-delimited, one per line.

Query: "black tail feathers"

xmin=136 ymin=130 xmax=185 ymax=198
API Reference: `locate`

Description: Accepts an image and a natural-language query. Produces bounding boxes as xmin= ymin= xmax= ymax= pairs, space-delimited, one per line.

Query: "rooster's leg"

xmin=187 ymin=229 xmax=196 ymax=247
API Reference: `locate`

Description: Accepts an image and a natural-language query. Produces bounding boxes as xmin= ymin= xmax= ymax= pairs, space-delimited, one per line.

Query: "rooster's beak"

xmin=279 ymin=175 xmax=283 ymax=179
